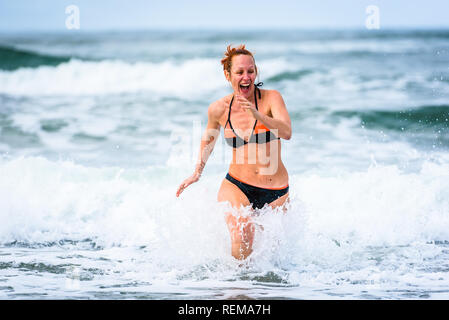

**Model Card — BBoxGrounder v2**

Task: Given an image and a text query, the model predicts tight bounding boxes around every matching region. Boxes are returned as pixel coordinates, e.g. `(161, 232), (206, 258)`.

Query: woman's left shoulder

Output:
(261, 88), (283, 99)
(260, 89), (285, 105)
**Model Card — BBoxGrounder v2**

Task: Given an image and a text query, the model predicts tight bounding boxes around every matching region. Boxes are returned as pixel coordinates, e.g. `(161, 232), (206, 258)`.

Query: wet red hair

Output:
(221, 44), (256, 75)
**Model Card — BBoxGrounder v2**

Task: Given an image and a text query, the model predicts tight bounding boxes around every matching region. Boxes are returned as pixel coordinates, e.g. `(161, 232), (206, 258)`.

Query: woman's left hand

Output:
(236, 95), (259, 119)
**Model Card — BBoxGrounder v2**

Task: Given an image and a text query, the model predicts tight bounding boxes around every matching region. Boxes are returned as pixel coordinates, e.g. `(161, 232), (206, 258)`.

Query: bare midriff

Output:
(227, 139), (289, 189)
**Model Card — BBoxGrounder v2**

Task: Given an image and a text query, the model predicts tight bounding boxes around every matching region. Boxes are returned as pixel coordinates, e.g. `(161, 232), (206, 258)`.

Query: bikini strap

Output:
(255, 81), (263, 99)
(250, 86), (258, 134)
(225, 95), (235, 131)
(254, 86), (259, 111)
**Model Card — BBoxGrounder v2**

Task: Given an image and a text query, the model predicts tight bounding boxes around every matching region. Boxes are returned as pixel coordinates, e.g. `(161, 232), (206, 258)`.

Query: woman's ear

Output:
(224, 69), (230, 82)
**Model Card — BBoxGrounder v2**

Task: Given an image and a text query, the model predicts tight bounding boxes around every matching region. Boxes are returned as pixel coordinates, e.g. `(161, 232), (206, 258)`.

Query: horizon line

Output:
(2, 25), (449, 34)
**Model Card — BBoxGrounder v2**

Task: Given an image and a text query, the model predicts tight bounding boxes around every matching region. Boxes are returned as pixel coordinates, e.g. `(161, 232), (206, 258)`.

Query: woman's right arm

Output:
(176, 101), (222, 197)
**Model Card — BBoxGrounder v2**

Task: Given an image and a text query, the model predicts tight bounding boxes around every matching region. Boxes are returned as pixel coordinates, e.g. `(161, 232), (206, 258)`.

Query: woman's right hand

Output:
(176, 171), (201, 197)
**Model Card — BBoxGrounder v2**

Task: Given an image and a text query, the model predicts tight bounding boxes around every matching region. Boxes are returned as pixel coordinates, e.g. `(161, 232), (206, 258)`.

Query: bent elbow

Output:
(281, 133), (291, 140)
(283, 129), (292, 140)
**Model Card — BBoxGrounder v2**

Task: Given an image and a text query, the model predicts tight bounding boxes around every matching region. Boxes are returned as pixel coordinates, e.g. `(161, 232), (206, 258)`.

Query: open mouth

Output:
(239, 83), (251, 94)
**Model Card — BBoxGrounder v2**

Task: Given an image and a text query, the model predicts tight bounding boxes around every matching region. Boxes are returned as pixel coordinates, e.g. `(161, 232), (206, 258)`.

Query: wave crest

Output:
(0, 45), (71, 71)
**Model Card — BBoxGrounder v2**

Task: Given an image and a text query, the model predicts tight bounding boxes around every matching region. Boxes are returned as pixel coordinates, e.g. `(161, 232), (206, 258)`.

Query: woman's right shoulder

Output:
(208, 94), (232, 120)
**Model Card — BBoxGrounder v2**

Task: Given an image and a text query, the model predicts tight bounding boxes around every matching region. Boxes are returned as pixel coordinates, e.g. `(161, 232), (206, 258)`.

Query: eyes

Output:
(235, 69), (255, 75)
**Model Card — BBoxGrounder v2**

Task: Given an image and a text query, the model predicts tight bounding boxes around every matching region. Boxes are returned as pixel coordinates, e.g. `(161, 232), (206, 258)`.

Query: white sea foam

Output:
(0, 155), (448, 298)
(1, 156), (448, 255)
(0, 58), (220, 96)
(0, 57), (290, 97)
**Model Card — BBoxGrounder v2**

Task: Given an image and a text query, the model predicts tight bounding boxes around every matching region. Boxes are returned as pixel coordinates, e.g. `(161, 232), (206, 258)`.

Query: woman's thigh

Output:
(217, 178), (250, 209)
(268, 192), (289, 210)
(218, 179), (254, 242)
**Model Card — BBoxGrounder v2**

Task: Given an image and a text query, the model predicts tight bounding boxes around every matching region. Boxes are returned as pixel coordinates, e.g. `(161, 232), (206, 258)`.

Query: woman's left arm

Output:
(238, 90), (292, 140)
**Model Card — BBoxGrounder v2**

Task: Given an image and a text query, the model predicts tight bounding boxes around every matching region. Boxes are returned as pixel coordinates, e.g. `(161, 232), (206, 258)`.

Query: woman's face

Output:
(225, 54), (257, 99)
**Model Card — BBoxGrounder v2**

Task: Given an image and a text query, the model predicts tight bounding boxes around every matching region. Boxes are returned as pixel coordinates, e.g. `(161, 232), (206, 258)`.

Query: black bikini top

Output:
(224, 84), (280, 148)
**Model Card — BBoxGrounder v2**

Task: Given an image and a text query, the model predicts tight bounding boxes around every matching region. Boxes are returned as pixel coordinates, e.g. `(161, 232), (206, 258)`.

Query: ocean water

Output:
(0, 29), (449, 300)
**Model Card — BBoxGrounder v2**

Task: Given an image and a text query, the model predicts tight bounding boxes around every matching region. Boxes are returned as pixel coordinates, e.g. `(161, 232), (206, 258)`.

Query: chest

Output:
(220, 99), (272, 132)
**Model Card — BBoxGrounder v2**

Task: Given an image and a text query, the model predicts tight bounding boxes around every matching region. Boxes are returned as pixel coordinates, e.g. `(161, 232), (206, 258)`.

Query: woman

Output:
(176, 45), (291, 260)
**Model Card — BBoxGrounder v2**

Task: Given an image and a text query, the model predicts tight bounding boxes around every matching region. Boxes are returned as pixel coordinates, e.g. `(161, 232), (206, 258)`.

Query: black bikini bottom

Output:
(225, 173), (289, 210)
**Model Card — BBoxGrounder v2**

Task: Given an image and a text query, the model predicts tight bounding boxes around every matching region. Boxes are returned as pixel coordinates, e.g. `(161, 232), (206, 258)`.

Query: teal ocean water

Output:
(0, 29), (449, 299)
